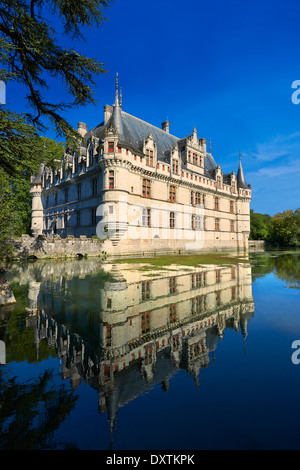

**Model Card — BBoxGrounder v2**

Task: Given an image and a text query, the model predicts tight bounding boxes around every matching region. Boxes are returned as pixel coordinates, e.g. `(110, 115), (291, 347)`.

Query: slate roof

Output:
(86, 104), (219, 178)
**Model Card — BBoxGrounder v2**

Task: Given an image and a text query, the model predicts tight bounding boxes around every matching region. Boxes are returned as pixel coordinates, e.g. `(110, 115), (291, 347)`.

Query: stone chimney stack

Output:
(104, 105), (113, 124)
(161, 120), (170, 133)
(200, 138), (207, 153)
(77, 122), (88, 137)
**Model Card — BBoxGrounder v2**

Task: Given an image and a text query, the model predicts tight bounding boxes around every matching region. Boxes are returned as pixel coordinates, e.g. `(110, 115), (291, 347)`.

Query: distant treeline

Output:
(250, 209), (300, 247)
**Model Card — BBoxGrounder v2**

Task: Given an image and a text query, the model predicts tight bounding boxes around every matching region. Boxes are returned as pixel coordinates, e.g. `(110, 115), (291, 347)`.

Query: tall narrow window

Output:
(217, 176), (221, 188)
(142, 208), (151, 227)
(169, 185), (176, 202)
(142, 179), (151, 198)
(91, 208), (96, 225)
(141, 281), (151, 300)
(214, 196), (219, 211)
(216, 269), (221, 283)
(64, 188), (68, 203)
(230, 220), (235, 233)
(146, 149), (154, 166)
(170, 211), (175, 229)
(232, 182), (236, 193)
(215, 218), (220, 231)
(169, 304), (177, 323)
(172, 160), (178, 174)
(109, 170), (114, 189)
(195, 192), (201, 205)
(169, 276), (176, 294)
(108, 142), (114, 153)
(64, 213), (68, 228)
(141, 312), (150, 334)
(230, 200), (234, 213)
(191, 191), (194, 206)
(92, 178), (97, 197)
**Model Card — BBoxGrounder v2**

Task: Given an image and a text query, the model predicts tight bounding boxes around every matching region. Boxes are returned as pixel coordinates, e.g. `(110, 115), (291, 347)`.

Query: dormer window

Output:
(217, 176), (222, 188)
(108, 142), (114, 153)
(172, 160), (179, 174)
(146, 149), (154, 166)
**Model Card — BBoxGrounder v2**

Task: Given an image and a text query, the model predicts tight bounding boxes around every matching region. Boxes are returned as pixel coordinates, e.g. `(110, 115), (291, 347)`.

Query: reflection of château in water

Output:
(13, 259), (254, 443)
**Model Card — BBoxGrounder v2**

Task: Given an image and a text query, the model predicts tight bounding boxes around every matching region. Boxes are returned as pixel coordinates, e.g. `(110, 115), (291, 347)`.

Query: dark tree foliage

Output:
(0, 0), (113, 142)
(0, 369), (79, 450)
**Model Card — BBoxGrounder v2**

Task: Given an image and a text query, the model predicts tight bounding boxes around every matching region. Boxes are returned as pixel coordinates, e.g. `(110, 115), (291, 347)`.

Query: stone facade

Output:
(30, 76), (252, 255)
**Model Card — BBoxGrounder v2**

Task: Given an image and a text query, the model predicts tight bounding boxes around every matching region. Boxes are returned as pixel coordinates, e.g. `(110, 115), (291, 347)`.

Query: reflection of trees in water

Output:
(0, 368), (79, 450)
(251, 252), (300, 288)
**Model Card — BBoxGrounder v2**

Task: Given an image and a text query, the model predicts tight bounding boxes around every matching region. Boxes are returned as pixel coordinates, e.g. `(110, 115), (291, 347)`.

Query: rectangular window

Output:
(105, 325), (111, 347)
(214, 196), (219, 211)
(108, 142), (114, 153)
(146, 149), (154, 166)
(109, 170), (114, 189)
(64, 213), (68, 228)
(169, 185), (176, 202)
(91, 208), (96, 225)
(195, 192), (201, 205)
(141, 281), (151, 300)
(230, 200), (234, 213)
(141, 311), (150, 334)
(217, 176), (221, 188)
(191, 272), (203, 289)
(92, 178), (97, 197)
(216, 290), (221, 307)
(169, 304), (177, 323)
(191, 191), (194, 206)
(54, 192), (58, 206)
(170, 211), (175, 229)
(118, 146), (122, 153)
(230, 220), (235, 232)
(142, 179), (151, 198)
(232, 182), (236, 193)
(142, 208), (151, 227)
(231, 286), (236, 301)
(216, 269), (221, 283)
(169, 276), (176, 294)
(172, 160), (179, 174)
(215, 218), (220, 231)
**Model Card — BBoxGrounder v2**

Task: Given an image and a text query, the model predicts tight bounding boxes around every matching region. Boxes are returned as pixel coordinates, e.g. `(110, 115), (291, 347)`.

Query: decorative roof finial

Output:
(209, 138), (212, 153)
(115, 72), (119, 107)
(120, 87), (122, 108)
(239, 149), (242, 162)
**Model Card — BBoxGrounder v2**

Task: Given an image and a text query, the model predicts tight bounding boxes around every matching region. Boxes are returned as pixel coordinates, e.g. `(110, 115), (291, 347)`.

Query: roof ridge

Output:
(120, 109), (179, 140)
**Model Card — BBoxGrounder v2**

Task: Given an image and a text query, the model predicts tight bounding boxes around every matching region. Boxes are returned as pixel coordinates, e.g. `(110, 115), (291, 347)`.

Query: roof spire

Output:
(237, 150), (248, 189)
(114, 72), (119, 107)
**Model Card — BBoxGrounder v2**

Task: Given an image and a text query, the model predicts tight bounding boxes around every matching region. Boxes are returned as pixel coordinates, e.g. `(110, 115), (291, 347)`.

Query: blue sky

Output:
(6, 0), (300, 215)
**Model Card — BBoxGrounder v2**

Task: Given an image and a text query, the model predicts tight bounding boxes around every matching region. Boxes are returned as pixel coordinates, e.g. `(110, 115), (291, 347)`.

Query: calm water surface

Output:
(1, 251), (300, 450)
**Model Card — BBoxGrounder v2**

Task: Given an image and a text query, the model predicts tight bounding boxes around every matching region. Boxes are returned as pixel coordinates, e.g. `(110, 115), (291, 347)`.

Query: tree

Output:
(269, 209), (300, 247)
(0, 0), (113, 144)
(249, 209), (271, 241)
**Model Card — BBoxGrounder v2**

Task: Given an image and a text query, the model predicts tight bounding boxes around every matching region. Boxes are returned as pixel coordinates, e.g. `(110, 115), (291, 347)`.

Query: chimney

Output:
(104, 104), (113, 124)
(161, 120), (170, 133)
(77, 122), (88, 137)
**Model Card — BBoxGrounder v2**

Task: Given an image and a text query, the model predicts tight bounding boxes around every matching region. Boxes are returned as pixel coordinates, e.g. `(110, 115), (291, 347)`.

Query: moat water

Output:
(1, 250), (300, 450)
